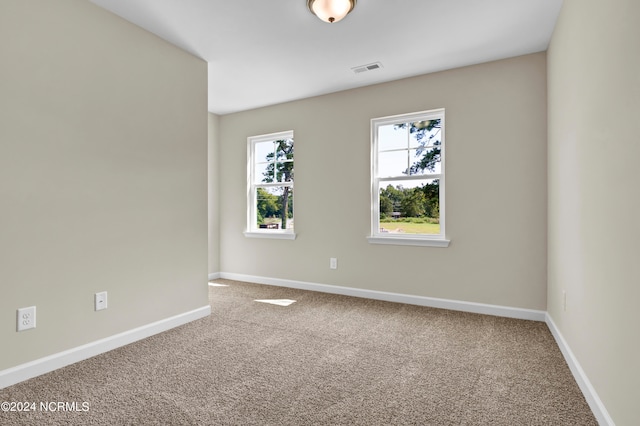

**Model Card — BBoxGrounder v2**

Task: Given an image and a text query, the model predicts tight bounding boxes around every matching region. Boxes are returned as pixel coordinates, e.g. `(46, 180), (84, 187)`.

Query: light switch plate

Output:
(95, 292), (108, 311)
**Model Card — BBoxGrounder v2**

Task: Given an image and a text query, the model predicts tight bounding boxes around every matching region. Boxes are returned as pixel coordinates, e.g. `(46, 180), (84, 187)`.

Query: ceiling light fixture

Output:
(307, 0), (356, 24)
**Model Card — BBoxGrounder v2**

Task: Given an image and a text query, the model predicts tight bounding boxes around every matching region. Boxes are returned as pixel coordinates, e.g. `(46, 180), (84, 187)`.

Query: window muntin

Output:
(246, 131), (294, 238)
(370, 109), (448, 246)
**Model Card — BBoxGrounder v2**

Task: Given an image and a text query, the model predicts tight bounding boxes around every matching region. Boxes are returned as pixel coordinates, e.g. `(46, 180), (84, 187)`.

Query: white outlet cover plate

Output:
(17, 306), (36, 331)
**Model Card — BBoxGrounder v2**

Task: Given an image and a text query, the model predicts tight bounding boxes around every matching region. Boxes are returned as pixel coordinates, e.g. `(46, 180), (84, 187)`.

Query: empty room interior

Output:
(1, 0), (638, 424)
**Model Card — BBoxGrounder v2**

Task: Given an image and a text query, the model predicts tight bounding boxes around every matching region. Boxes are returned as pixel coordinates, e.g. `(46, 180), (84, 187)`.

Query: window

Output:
(245, 130), (295, 240)
(368, 109), (449, 247)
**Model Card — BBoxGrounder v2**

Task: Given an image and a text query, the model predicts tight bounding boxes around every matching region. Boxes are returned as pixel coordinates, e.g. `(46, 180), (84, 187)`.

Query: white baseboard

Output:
(208, 272), (221, 280)
(0, 305), (211, 390)
(218, 272), (546, 322)
(545, 314), (614, 426)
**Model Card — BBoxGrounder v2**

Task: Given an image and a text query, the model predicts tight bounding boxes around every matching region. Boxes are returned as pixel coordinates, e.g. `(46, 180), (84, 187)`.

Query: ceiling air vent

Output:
(351, 62), (383, 74)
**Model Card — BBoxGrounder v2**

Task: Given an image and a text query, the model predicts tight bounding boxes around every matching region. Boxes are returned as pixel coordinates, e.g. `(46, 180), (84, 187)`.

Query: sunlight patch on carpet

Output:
(209, 283), (229, 287)
(254, 299), (297, 306)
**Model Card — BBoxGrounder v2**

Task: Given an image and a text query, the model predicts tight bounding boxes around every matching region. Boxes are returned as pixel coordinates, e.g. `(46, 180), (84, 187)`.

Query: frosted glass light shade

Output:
(307, 0), (356, 23)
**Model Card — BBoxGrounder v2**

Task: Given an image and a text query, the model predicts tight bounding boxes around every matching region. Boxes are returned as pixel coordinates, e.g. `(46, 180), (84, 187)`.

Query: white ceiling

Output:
(90, 0), (563, 115)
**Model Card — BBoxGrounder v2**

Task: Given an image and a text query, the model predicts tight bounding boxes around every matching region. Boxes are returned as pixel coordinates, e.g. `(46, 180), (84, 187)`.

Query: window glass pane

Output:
(254, 141), (274, 164)
(261, 160), (293, 184)
(408, 119), (442, 148)
(378, 124), (407, 151)
(378, 179), (440, 235)
(408, 128), (421, 148)
(408, 148), (441, 175)
(268, 139), (294, 183)
(254, 162), (270, 183)
(255, 186), (294, 230)
(275, 138), (294, 161)
(378, 150), (409, 177)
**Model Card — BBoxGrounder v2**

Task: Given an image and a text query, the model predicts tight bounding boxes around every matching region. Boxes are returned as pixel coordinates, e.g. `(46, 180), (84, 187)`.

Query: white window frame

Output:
(244, 130), (296, 240)
(368, 109), (449, 247)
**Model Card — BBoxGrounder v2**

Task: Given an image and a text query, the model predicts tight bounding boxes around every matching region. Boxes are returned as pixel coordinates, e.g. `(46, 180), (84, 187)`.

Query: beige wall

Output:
(547, 0), (640, 424)
(0, 0), (209, 370)
(219, 53), (548, 310)
(209, 113), (221, 274)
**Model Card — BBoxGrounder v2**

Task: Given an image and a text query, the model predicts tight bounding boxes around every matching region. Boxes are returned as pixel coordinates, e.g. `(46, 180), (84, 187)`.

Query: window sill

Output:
(244, 231), (297, 240)
(367, 236), (450, 247)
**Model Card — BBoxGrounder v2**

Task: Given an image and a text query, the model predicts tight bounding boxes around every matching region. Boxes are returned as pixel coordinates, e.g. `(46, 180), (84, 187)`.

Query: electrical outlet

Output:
(95, 291), (108, 311)
(330, 258), (338, 269)
(17, 306), (36, 332)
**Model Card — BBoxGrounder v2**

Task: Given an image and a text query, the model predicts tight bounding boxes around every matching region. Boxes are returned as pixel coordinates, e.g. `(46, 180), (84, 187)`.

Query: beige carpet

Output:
(0, 279), (597, 425)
